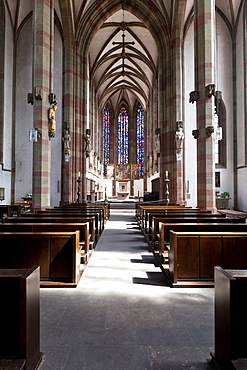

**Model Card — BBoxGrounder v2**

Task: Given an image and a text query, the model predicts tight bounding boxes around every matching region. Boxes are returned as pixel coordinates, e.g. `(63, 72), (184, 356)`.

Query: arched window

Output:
(103, 105), (110, 176)
(136, 104), (144, 177)
(118, 107), (128, 164)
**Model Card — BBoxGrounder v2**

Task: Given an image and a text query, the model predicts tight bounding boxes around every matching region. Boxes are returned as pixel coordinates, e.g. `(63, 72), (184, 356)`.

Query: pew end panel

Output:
(0, 266), (43, 370)
(169, 232), (200, 283)
(0, 231), (81, 287)
(212, 267), (247, 369)
(168, 231), (247, 287)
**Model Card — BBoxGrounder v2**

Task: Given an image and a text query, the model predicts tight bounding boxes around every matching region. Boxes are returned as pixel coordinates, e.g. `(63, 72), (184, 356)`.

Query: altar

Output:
(117, 181), (129, 200)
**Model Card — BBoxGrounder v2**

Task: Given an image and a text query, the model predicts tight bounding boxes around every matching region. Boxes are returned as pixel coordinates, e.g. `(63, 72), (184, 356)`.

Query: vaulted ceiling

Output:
(6, 0), (244, 113)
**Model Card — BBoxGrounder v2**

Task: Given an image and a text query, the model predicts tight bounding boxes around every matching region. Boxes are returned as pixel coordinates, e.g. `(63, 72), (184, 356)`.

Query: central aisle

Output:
(39, 209), (216, 370)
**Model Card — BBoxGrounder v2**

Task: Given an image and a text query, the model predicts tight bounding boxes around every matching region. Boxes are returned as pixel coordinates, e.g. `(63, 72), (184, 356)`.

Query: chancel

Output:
(1, 0), (247, 369)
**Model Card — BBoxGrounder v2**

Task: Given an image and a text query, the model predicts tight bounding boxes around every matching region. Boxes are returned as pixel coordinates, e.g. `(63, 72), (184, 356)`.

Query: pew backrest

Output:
(169, 231), (247, 285)
(0, 231), (81, 286)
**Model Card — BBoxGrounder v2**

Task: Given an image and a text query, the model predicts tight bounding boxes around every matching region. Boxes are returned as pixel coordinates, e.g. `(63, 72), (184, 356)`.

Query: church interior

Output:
(1, 0), (247, 369)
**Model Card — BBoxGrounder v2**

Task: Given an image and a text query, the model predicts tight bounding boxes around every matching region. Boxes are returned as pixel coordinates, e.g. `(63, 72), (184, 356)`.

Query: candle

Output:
(78, 171), (81, 178)
(165, 171), (168, 178)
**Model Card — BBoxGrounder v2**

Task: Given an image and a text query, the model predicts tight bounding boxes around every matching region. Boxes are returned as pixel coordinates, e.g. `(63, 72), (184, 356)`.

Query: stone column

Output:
(76, 56), (87, 201)
(32, 0), (54, 210)
(60, 3), (75, 204)
(170, 0), (187, 204)
(194, 0), (216, 211)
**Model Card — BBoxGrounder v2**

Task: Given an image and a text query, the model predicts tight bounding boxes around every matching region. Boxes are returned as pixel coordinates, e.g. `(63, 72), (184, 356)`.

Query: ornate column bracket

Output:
(192, 129), (199, 139)
(189, 91), (200, 104)
(205, 126), (214, 137)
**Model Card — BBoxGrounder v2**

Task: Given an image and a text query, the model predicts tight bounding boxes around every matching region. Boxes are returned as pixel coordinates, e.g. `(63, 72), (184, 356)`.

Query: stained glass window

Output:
(137, 104), (144, 177)
(103, 105), (110, 177)
(118, 107), (129, 164)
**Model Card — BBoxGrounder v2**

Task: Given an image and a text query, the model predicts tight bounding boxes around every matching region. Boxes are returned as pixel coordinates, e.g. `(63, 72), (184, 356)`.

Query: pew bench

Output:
(151, 216), (246, 248)
(136, 205), (192, 225)
(158, 222), (247, 264)
(0, 231), (81, 287)
(0, 222), (92, 263)
(41, 208), (105, 229)
(57, 202), (110, 221)
(136, 204), (188, 222)
(26, 211), (103, 237)
(168, 231), (247, 287)
(144, 210), (223, 235)
(4, 216), (97, 245)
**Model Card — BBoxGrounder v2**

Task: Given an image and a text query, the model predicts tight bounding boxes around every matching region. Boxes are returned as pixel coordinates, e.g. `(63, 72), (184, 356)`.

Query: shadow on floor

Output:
(131, 254), (160, 267)
(133, 271), (171, 287)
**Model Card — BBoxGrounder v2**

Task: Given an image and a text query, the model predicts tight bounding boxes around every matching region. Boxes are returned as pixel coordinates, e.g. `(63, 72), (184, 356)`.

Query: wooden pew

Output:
(136, 204), (189, 225)
(135, 203), (186, 221)
(0, 231), (81, 287)
(151, 216), (246, 247)
(59, 202), (110, 221)
(168, 231), (247, 287)
(0, 204), (22, 220)
(42, 207), (105, 227)
(30, 210), (103, 236)
(0, 222), (91, 263)
(158, 222), (247, 264)
(144, 210), (221, 234)
(4, 216), (97, 244)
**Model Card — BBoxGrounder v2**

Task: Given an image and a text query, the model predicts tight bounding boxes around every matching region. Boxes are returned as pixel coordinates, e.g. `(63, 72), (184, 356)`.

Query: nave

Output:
(39, 206), (216, 370)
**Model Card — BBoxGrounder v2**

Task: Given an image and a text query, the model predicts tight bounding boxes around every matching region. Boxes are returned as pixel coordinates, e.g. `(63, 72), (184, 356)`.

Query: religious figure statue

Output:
(62, 129), (71, 155)
(154, 129), (160, 172)
(48, 104), (57, 138)
(175, 124), (184, 154)
(85, 133), (92, 158)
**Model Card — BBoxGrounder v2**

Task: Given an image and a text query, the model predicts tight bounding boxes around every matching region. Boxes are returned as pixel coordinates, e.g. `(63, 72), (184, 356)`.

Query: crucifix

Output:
(112, 24), (135, 76)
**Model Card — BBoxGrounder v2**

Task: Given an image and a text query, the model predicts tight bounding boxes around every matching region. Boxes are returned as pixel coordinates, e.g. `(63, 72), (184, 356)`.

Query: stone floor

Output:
(38, 209), (218, 370)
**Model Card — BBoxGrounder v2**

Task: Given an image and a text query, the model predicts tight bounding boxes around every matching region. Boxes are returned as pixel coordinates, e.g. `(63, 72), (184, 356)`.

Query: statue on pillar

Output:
(154, 128), (160, 173)
(85, 132), (92, 158)
(175, 122), (184, 155)
(48, 104), (57, 139)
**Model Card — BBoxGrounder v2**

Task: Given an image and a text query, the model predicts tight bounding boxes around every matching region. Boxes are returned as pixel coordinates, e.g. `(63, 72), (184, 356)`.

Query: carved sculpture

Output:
(85, 132), (92, 158)
(48, 104), (57, 139)
(175, 122), (184, 154)
(154, 129), (160, 172)
(62, 128), (71, 155)
(205, 84), (215, 98)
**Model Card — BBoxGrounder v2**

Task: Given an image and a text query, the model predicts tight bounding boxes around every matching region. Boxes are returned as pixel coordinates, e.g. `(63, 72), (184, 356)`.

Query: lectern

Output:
(212, 266), (247, 369)
(0, 266), (43, 370)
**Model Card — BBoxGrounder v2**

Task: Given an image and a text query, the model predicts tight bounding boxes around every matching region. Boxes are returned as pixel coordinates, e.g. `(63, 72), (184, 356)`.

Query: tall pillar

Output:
(76, 56), (87, 201)
(60, 3), (75, 204)
(194, 0), (216, 211)
(32, 0), (54, 210)
(170, 0), (187, 204)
